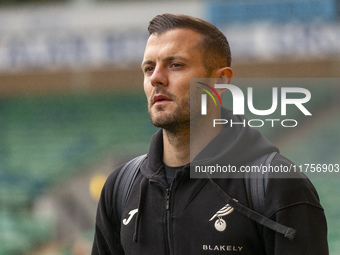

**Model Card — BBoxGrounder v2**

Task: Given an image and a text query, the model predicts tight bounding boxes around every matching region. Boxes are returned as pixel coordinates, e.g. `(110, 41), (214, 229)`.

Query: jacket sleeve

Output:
(92, 166), (125, 255)
(264, 202), (328, 255)
(263, 154), (329, 255)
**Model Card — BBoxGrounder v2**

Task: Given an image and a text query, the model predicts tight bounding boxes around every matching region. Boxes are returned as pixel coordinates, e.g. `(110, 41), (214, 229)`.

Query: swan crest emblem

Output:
(209, 204), (234, 232)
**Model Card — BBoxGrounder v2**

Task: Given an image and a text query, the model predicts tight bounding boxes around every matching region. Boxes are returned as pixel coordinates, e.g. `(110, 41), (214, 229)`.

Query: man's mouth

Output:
(153, 94), (172, 105)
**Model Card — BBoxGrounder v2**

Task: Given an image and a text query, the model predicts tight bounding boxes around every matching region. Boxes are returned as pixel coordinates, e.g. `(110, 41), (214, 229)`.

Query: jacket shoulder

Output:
(266, 153), (323, 217)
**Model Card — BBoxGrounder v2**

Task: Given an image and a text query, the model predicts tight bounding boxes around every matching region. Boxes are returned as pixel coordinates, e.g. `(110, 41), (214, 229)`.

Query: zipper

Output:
(151, 172), (182, 255)
(165, 188), (173, 255)
(165, 169), (183, 255)
(166, 189), (171, 210)
(149, 181), (173, 255)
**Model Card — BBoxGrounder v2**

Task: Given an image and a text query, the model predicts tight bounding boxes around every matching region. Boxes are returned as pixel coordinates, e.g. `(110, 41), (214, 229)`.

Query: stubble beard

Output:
(149, 97), (190, 135)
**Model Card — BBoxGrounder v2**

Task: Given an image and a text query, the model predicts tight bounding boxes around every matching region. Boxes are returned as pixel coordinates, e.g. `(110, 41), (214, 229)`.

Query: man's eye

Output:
(170, 63), (183, 68)
(144, 66), (154, 73)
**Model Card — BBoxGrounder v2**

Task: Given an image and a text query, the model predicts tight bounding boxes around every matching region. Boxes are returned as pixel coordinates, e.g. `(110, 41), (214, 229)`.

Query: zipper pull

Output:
(166, 189), (170, 210)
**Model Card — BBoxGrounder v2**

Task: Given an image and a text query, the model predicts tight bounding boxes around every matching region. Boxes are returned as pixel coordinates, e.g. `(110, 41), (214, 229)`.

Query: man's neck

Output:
(162, 112), (223, 167)
(162, 128), (190, 167)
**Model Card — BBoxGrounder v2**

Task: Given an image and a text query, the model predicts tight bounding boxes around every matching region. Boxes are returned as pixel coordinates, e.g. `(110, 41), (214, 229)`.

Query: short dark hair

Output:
(148, 13), (232, 74)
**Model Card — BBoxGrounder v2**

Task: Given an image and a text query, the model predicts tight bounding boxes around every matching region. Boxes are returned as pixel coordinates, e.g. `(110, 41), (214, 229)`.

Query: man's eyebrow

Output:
(163, 56), (190, 63)
(141, 60), (154, 69)
(141, 56), (189, 68)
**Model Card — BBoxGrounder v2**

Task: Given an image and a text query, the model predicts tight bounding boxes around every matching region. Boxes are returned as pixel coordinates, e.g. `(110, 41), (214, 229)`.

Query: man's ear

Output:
(216, 67), (233, 81)
(215, 67), (233, 97)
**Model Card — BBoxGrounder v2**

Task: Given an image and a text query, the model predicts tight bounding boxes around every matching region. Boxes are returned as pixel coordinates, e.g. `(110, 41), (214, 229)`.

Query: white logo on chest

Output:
(209, 204), (234, 232)
(122, 209), (138, 225)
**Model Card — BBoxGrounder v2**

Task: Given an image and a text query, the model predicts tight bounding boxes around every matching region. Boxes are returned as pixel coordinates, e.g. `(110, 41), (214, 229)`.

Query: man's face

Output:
(142, 28), (209, 132)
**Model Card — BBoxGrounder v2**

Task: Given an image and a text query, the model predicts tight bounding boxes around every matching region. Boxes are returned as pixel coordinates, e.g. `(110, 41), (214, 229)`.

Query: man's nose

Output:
(150, 66), (168, 87)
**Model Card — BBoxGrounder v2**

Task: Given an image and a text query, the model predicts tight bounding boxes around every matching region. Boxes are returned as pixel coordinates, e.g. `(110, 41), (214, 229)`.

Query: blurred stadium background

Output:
(0, 0), (339, 254)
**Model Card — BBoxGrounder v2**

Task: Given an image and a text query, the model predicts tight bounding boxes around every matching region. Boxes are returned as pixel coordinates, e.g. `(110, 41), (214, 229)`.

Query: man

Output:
(92, 14), (328, 254)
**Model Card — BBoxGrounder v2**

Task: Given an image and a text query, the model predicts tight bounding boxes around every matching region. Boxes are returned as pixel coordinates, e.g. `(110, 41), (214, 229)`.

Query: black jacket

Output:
(92, 108), (328, 255)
